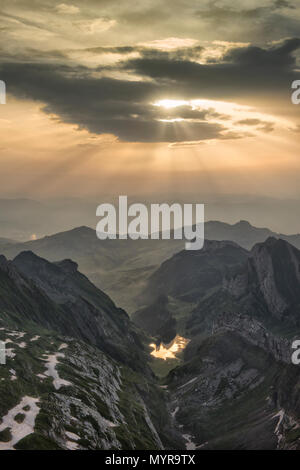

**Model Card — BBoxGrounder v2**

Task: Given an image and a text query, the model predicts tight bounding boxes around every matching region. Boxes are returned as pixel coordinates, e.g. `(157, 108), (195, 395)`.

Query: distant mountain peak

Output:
(235, 220), (252, 227)
(68, 225), (94, 234)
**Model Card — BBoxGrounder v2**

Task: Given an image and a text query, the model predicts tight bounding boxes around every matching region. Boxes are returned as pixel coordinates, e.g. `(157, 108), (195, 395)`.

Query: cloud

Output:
(0, 61), (226, 142)
(75, 18), (116, 34)
(123, 38), (300, 99)
(0, 37), (298, 143)
(236, 118), (274, 132)
(139, 37), (199, 51)
(55, 4), (80, 15)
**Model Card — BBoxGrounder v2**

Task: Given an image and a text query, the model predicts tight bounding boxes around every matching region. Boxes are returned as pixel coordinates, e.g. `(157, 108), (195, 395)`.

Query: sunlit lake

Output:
(150, 335), (189, 360)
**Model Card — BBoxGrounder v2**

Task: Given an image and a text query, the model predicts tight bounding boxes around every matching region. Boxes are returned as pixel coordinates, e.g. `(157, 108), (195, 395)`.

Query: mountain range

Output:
(1, 222), (300, 449)
(138, 236), (300, 449)
(0, 250), (183, 450)
(2, 219), (300, 312)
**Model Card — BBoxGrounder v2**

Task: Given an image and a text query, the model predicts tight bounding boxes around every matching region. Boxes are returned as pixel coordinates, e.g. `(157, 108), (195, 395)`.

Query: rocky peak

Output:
(248, 238), (300, 317)
(0, 254), (9, 272)
(55, 259), (78, 274)
(212, 311), (291, 363)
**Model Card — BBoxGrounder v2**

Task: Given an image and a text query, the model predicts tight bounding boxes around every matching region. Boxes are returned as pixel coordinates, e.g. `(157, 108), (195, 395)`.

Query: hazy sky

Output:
(0, 0), (300, 200)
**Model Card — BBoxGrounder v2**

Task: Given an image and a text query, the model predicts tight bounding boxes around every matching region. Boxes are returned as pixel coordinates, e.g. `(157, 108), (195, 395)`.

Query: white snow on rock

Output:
(58, 343), (68, 351)
(65, 431), (80, 441)
(42, 353), (72, 390)
(8, 332), (25, 339)
(0, 396), (40, 450)
(9, 369), (17, 381)
(18, 342), (27, 349)
(183, 433), (197, 450)
(6, 348), (16, 359)
(65, 440), (79, 450)
(178, 376), (198, 390)
(30, 336), (40, 342)
(37, 373), (47, 380)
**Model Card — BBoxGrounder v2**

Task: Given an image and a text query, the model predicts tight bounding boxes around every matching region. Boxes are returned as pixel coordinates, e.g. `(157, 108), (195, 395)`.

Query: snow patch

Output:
(178, 377), (198, 390)
(65, 431), (80, 441)
(65, 440), (79, 450)
(42, 353), (72, 390)
(183, 433), (197, 450)
(0, 396), (40, 450)
(30, 336), (40, 342)
(6, 348), (16, 359)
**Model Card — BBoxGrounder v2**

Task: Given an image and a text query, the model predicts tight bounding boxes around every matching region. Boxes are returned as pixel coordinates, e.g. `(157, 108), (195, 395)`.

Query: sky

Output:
(0, 0), (300, 202)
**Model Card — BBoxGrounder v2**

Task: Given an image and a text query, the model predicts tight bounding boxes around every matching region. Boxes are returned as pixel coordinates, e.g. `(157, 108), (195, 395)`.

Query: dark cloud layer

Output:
(124, 38), (300, 98)
(1, 38), (299, 142)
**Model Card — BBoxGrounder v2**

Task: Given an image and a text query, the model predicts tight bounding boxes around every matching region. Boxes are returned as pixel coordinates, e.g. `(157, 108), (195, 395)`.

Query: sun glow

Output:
(154, 99), (188, 109)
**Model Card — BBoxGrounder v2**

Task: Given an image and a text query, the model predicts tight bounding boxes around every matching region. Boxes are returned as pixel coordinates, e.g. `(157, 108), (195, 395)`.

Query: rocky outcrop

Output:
(139, 240), (248, 305)
(0, 326), (172, 450)
(1, 251), (148, 372)
(212, 312), (291, 364)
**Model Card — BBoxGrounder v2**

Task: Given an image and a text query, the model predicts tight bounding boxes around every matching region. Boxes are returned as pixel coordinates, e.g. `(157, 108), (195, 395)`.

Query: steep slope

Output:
(0, 326), (179, 450)
(132, 295), (176, 344)
(135, 241), (248, 341)
(166, 313), (300, 450)
(153, 238), (300, 449)
(246, 237), (300, 324)
(0, 253), (184, 450)
(0, 252), (147, 372)
(139, 240), (248, 305)
(166, 332), (300, 449)
(185, 238), (300, 340)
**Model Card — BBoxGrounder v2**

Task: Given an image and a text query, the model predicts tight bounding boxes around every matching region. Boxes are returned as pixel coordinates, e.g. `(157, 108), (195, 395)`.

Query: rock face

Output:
(248, 238), (300, 320)
(0, 326), (177, 450)
(7, 251), (147, 372)
(162, 238), (300, 449)
(0, 251), (184, 450)
(185, 238), (300, 340)
(139, 240), (248, 305)
(165, 309), (300, 450)
(212, 312), (291, 364)
(166, 325), (300, 450)
(2, 235), (300, 450)
(136, 237), (300, 449)
(132, 295), (176, 344)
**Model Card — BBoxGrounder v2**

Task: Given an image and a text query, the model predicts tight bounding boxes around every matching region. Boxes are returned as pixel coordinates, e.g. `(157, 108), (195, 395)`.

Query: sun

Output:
(153, 99), (188, 109)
